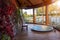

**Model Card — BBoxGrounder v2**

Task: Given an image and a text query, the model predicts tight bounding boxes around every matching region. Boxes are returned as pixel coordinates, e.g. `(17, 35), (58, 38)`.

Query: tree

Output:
(48, 4), (57, 16)
(36, 7), (44, 16)
(23, 11), (29, 18)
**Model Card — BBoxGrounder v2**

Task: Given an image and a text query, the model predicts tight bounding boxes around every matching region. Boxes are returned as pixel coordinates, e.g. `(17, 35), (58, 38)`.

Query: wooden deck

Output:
(15, 24), (60, 40)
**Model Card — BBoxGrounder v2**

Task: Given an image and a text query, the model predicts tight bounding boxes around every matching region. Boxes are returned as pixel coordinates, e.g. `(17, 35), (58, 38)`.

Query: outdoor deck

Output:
(15, 24), (60, 40)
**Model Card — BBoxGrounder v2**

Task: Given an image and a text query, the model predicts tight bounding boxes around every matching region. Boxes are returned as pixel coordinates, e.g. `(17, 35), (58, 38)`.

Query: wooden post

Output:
(33, 8), (36, 23)
(45, 5), (49, 25)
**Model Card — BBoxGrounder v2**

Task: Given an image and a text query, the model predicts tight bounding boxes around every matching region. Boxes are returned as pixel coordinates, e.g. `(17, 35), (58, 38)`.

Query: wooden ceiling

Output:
(13, 0), (57, 9)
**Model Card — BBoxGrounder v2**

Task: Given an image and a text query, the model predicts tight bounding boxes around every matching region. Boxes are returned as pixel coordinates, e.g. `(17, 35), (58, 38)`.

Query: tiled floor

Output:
(15, 24), (60, 40)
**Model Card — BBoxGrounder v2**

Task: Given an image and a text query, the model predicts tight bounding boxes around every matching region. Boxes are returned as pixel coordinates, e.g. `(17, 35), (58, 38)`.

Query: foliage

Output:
(36, 7), (44, 16)
(23, 11), (28, 18)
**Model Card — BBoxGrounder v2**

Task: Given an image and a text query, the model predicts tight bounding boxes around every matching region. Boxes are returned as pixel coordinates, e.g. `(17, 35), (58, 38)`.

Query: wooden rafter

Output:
(26, 0), (33, 5)
(16, 0), (57, 9)
(16, 0), (21, 6)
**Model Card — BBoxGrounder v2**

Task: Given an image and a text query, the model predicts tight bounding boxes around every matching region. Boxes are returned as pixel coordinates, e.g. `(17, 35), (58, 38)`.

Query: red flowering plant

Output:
(0, 0), (15, 40)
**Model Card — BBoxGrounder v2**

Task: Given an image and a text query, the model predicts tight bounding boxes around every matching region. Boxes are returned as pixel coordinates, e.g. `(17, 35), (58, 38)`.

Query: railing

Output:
(49, 16), (60, 25)
(24, 16), (60, 25)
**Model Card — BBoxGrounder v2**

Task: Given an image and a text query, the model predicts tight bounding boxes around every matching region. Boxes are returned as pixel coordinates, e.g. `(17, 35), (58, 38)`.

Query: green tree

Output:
(23, 11), (29, 18)
(49, 4), (57, 16)
(36, 7), (44, 16)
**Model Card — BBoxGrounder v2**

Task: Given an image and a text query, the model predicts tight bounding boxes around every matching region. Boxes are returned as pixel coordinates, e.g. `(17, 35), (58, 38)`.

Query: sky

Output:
(23, 9), (33, 15)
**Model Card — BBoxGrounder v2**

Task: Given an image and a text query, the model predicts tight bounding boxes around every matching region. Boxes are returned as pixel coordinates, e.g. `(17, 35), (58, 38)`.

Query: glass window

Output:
(35, 6), (45, 24)
(22, 9), (33, 23)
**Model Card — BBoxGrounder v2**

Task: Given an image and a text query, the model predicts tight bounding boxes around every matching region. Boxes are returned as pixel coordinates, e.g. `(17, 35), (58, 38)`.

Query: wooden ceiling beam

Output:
(16, 0), (20, 7)
(17, 0), (57, 9)
(24, 2), (45, 9)
(26, 0), (33, 5)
